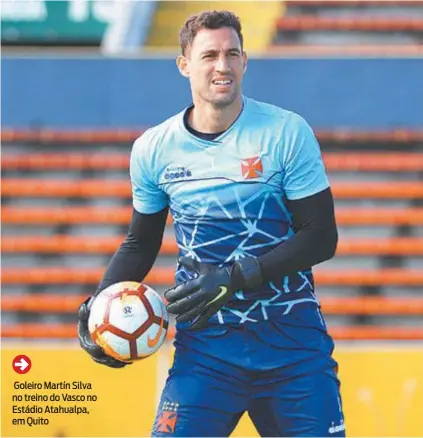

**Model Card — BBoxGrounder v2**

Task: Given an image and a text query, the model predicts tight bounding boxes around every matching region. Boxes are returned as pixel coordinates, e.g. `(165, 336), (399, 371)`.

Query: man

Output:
(78, 10), (346, 437)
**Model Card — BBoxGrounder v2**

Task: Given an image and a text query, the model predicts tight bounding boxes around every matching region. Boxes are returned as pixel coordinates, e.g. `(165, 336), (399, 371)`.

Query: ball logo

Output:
(147, 315), (165, 348)
(123, 306), (132, 315)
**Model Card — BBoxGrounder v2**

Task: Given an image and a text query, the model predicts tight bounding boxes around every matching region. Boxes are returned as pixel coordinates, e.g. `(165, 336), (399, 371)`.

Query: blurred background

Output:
(1, 1), (423, 437)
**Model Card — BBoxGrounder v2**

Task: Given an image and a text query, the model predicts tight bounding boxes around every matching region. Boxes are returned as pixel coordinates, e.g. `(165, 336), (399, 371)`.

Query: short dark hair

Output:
(179, 10), (243, 55)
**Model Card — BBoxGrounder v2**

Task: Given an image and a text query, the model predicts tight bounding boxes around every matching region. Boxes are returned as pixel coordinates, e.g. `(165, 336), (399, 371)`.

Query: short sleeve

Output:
(281, 113), (330, 200)
(130, 132), (169, 214)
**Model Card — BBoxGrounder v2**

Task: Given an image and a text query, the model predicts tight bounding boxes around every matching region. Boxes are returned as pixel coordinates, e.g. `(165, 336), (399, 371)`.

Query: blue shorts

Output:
(152, 303), (346, 437)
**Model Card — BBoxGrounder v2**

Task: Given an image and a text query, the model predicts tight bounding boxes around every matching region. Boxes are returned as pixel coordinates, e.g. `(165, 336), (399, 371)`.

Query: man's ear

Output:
(176, 55), (190, 78)
(242, 51), (248, 73)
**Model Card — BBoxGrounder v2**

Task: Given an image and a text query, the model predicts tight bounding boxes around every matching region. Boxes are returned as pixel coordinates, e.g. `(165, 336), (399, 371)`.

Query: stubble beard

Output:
(206, 88), (238, 109)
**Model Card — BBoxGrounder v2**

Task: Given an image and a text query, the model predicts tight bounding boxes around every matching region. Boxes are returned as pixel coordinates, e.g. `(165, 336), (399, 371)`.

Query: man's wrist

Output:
(232, 257), (263, 290)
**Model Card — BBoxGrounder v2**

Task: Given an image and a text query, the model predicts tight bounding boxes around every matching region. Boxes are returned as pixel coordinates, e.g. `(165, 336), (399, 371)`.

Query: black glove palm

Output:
(165, 257), (239, 330)
(77, 297), (131, 368)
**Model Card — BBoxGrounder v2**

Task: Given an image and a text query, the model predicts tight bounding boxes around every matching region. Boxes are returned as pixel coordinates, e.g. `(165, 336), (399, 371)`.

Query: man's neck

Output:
(189, 95), (243, 134)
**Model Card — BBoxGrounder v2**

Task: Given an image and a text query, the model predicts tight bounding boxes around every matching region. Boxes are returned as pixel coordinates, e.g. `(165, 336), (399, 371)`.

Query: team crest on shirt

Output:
(241, 156), (263, 179)
(156, 401), (179, 434)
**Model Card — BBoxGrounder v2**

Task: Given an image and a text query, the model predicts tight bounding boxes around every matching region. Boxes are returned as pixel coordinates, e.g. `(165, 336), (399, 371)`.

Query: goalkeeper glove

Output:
(77, 297), (131, 368)
(165, 256), (262, 330)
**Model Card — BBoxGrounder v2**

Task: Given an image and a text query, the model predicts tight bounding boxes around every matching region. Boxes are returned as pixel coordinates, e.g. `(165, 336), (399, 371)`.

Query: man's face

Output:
(178, 27), (247, 109)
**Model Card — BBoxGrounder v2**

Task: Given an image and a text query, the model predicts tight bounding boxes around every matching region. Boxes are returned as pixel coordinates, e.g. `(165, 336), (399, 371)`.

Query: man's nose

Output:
(216, 55), (230, 72)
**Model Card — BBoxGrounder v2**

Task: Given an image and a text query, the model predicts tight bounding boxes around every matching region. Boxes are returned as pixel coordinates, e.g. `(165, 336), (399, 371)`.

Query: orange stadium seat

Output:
(2, 206), (423, 226)
(271, 0), (423, 55)
(1, 323), (423, 341)
(322, 153), (423, 171)
(3, 152), (423, 171)
(284, 0), (423, 6)
(2, 267), (422, 286)
(0, 129), (142, 143)
(2, 295), (423, 315)
(2, 236), (423, 256)
(275, 16), (423, 32)
(2, 179), (423, 198)
(266, 45), (423, 55)
(2, 129), (423, 143)
(1, 153), (130, 170)
(315, 130), (423, 143)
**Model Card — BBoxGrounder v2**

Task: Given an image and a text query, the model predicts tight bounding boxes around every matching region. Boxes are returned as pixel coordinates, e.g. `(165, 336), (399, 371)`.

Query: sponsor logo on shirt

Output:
(164, 166), (193, 180)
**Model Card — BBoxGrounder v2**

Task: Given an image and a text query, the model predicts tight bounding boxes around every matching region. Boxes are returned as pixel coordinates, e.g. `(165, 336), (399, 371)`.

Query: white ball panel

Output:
(136, 333), (151, 357)
(102, 331), (131, 360)
(145, 287), (168, 321)
(88, 294), (109, 332)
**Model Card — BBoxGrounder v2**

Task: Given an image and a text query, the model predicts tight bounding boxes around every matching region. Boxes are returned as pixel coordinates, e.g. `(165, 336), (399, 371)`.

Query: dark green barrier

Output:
(1, 0), (110, 45)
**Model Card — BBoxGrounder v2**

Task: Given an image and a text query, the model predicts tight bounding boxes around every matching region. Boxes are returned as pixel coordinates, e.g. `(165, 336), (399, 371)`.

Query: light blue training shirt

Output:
(130, 96), (330, 324)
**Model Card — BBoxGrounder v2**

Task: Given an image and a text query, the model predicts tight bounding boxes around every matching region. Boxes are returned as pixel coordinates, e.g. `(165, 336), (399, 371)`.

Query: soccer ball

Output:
(88, 281), (168, 362)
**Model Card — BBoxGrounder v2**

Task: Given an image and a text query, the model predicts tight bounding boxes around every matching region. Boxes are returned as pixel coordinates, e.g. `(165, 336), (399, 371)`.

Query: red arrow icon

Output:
(12, 355), (32, 374)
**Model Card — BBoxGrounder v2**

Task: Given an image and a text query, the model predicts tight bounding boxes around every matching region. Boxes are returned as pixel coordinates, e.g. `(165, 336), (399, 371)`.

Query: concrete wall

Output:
(3, 56), (422, 130)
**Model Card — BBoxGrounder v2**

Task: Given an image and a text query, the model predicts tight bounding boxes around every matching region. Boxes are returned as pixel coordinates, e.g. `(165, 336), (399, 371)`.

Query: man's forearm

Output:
(234, 188), (338, 288)
(95, 207), (168, 295)
(258, 218), (337, 284)
(95, 238), (159, 294)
